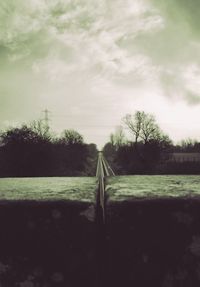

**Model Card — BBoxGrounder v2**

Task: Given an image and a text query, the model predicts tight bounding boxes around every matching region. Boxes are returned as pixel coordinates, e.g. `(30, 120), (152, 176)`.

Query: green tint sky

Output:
(0, 0), (200, 147)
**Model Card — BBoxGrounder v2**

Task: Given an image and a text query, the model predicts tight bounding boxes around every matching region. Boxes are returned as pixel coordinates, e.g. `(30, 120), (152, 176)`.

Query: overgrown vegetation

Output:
(103, 111), (200, 174)
(1, 111), (200, 177)
(0, 121), (98, 177)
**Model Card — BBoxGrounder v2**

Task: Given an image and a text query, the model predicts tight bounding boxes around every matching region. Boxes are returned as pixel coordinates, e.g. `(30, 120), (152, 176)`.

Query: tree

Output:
(140, 113), (160, 144)
(61, 129), (84, 145)
(109, 126), (126, 149)
(123, 111), (162, 144)
(84, 144), (98, 176)
(30, 119), (50, 140)
(1, 125), (43, 145)
(179, 138), (200, 152)
(0, 125), (53, 177)
(0, 124), (98, 177)
(123, 111), (143, 143)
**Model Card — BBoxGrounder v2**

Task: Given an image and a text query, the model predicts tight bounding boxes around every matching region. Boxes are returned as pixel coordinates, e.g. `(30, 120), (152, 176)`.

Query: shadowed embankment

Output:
(0, 178), (97, 287)
(106, 176), (200, 287)
(1, 176), (200, 286)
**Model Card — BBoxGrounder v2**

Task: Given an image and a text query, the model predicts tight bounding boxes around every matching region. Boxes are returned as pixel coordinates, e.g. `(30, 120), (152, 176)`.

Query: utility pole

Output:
(42, 109), (50, 132)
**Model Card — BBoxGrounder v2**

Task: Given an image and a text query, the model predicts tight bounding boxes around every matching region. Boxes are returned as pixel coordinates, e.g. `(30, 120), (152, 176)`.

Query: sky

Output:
(0, 0), (200, 147)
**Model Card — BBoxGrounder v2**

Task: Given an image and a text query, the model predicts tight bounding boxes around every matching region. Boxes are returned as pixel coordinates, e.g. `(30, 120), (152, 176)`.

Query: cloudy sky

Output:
(1, 0), (200, 147)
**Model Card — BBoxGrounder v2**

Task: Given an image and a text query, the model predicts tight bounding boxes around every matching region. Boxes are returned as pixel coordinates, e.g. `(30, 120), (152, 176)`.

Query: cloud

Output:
(0, 0), (163, 79)
(184, 91), (200, 105)
(152, 0), (200, 38)
(0, 0), (200, 145)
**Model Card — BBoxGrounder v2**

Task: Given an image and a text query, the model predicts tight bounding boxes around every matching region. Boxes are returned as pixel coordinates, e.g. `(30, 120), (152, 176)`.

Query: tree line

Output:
(0, 120), (98, 177)
(1, 112), (200, 177)
(103, 111), (200, 174)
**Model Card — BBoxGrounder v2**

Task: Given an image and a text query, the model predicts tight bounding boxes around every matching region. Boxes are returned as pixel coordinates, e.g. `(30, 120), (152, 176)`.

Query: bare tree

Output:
(30, 119), (50, 139)
(123, 111), (143, 143)
(123, 111), (162, 144)
(140, 113), (160, 144)
(110, 125), (126, 149)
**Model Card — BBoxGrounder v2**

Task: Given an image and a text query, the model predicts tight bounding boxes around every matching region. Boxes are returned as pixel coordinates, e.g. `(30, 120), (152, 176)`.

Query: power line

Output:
(54, 124), (117, 128)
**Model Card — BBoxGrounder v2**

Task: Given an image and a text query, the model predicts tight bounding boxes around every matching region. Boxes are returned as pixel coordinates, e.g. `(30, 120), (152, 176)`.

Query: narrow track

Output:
(95, 151), (115, 287)
(96, 151), (115, 223)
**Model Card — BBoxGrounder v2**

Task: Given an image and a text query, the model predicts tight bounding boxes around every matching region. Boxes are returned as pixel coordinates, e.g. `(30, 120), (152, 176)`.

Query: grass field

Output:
(1, 175), (200, 203)
(0, 177), (97, 202)
(106, 175), (200, 201)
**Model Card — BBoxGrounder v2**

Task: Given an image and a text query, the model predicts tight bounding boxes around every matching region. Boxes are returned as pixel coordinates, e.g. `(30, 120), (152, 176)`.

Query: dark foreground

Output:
(0, 201), (97, 287)
(105, 176), (200, 287)
(106, 198), (200, 287)
(1, 176), (200, 286)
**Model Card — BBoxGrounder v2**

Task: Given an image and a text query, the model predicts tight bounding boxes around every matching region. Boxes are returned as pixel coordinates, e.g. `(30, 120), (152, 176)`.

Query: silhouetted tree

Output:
(84, 144), (98, 175)
(104, 111), (173, 174)
(0, 125), (53, 177)
(61, 129), (84, 145)
(123, 111), (162, 144)
(174, 138), (200, 152)
(123, 111), (143, 143)
(0, 125), (97, 177)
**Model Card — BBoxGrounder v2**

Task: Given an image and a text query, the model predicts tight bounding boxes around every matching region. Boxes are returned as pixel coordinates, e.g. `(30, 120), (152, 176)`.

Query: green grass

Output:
(0, 177), (97, 202)
(106, 175), (200, 201)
